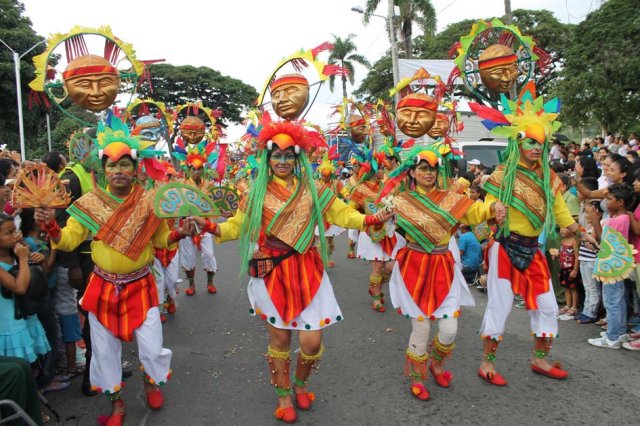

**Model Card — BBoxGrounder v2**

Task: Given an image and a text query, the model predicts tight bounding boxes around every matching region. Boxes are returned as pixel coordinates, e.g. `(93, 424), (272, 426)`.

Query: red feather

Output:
(143, 158), (167, 182)
(215, 145), (227, 182)
(468, 103), (509, 124)
(376, 171), (408, 203)
(402, 139), (416, 149)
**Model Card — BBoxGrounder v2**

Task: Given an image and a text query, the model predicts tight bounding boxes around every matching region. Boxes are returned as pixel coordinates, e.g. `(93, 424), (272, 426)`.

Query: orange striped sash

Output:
(396, 247), (454, 316)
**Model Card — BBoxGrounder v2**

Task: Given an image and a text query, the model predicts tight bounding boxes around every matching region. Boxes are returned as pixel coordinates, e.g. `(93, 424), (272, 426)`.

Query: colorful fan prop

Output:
(210, 185), (239, 217)
(67, 131), (94, 164)
(153, 182), (219, 218)
(593, 227), (637, 284)
(12, 164), (72, 208)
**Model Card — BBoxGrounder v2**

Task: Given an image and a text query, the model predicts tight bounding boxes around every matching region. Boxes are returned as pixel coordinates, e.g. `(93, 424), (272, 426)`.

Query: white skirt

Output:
(348, 229), (359, 243)
(357, 231), (406, 261)
(247, 272), (343, 331)
(389, 238), (475, 319)
(315, 224), (345, 237)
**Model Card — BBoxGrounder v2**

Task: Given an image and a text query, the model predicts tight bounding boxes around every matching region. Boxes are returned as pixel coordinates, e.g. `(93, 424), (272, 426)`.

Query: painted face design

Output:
(269, 148), (296, 178)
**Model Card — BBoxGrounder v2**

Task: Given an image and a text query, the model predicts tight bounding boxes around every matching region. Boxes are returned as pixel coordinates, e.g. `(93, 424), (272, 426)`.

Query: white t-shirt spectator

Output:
(549, 143), (563, 161)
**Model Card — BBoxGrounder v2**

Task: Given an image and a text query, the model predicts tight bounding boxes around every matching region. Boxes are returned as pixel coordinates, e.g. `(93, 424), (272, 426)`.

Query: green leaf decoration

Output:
(154, 182), (219, 218)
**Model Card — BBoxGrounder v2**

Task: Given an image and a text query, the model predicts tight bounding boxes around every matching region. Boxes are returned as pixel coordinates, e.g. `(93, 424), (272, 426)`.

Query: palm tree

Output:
(363, 0), (437, 59)
(327, 34), (371, 99)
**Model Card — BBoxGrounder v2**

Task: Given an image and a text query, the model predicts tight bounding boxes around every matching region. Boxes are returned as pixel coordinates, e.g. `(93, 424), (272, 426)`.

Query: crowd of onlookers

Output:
(454, 133), (640, 351)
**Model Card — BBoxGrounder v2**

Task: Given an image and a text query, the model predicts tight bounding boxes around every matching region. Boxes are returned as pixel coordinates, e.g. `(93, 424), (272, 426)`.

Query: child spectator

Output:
(458, 224), (482, 284)
(576, 198), (602, 324)
(558, 228), (579, 320)
(587, 183), (635, 349)
(468, 184), (483, 202)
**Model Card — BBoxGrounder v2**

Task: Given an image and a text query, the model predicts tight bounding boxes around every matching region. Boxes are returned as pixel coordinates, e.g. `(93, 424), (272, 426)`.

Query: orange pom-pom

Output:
(308, 392), (316, 402)
(274, 408), (285, 419)
(412, 386), (422, 396)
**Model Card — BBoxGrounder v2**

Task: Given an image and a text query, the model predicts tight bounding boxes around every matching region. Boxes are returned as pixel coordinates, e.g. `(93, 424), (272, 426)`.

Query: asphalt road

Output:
(46, 235), (640, 425)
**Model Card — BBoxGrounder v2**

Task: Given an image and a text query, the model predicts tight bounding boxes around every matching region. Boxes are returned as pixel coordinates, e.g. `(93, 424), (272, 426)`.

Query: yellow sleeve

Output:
(553, 191), (577, 229)
(51, 217), (89, 252)
(215, 209), (246, 243)
(460, 199), (493, 226)
(325, 197), (366, 230)
(151, 219), (174, 249)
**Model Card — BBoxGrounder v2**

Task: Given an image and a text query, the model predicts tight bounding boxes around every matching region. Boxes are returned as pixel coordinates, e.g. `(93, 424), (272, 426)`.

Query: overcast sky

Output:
(21, 0), (595, 141)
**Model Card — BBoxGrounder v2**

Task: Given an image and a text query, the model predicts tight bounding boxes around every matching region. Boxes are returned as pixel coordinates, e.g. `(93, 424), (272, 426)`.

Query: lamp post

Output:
(0, 38), (45, 161)
(351, 3), (400, 96)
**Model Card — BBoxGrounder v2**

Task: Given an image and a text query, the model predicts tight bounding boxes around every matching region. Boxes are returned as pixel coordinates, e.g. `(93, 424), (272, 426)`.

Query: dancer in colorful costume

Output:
(349, 145), (405, 313)
(35, 118), (195, 426)
(471, 83), (580, 385)
(173, 115), (221, 296)
(197, 114), (388, 423)
(378, 146), (504, 400)
(316, 147), (344, 267)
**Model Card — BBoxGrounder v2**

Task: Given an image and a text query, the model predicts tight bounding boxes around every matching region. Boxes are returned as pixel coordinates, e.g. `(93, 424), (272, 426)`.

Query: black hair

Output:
(550, 161), (566, 173)
(607, 183), (635, 210)
(0, 159), (15, 178)
(628, 150), (639, 159)
(19, 208), (36, 235)
(580, 177), (598, 192)
(42, 151), (65, 172)
(558, 173), (571, 189)
(608, 153), (634, 185)
(577, 156), (601, 179)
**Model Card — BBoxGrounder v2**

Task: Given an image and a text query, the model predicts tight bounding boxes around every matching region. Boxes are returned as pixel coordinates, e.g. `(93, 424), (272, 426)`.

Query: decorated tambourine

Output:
(449, 19), (549, 106)
(210, 185), (239, 217)
(256, 42), (347, 121)
(28, 26), (145, 123)
(154, 182), (219, 218)
(12, 164), (71, 208)
(593, 227), (637, 284)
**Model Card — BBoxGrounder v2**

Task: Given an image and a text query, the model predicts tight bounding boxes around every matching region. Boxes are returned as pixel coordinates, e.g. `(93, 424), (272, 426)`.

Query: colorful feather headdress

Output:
(377, 145), (444, 202)
(470, 82), (561, 239)
(95, 116), (167, 181)
(317, 146), (340, 177)
(390, 67), (447, 100)
(256, 112), (327, 154)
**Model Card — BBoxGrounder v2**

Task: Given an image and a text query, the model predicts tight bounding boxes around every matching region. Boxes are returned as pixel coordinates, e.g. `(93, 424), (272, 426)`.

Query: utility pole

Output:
(387, 0), (400, 103)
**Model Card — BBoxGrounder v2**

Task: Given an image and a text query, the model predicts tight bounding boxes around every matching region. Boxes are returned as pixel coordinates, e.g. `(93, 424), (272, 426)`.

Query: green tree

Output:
(353, 54), (393, 102)
(363, 0), (436, 58)
(558, 0), (640, 133)
(327, 34), (371, 99)
(0, 0), (47, 156)
(137, 64), (258, 125)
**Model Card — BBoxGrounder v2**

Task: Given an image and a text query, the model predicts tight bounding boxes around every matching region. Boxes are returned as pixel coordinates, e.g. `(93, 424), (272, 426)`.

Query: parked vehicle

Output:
(454, 139), (508, 170)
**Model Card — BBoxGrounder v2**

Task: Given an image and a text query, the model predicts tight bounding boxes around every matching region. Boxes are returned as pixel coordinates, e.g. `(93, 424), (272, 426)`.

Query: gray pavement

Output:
(45, 235), (640, 425)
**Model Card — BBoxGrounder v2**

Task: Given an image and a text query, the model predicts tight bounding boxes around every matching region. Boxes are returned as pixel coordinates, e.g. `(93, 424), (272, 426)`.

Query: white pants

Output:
(479, 242), (559, 339)
(154, 255), (180, 303)
(179, 233), (217, 272)
(88, 307), (172, 393)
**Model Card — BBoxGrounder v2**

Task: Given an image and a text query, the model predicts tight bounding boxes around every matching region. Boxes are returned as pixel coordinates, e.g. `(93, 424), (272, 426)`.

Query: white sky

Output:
(21, 0), (594, 141)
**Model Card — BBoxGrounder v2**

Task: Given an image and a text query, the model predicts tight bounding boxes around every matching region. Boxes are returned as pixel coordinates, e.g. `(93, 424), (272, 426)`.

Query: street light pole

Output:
(351, 4), (399, 100)
(0, 38), (45, 161)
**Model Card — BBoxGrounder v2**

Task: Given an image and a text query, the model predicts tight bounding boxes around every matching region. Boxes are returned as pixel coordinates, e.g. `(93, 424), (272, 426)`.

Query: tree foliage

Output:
(0, 0), (47, 156)
(557, 0), (640, 133)
(353, 54), (393, 103)
(327, 34), (371, 99)
(363, 0), (436, 59)
(137, 64), (258, 125)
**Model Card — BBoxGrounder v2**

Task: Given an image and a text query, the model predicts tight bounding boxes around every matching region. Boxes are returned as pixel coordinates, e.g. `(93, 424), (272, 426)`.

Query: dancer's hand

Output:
(492, 202), (507, 225)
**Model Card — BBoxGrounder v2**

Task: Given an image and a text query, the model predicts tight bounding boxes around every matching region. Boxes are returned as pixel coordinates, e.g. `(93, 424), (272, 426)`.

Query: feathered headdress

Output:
(377, 145), (444, 202)
(470, 82), (561, 239)
(317, 146), (340, 177)
(95, 116), (167, 181)
(256, 112), (327, 154)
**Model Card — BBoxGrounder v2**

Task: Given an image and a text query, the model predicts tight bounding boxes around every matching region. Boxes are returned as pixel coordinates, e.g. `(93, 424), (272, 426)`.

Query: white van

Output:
(454, 139), (508, 170)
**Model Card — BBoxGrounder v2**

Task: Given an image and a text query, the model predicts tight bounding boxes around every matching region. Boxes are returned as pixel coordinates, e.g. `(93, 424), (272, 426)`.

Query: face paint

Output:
(521, 139), (543, 151)
(105, 158), (135, 176)
(269, 152), (296, 164)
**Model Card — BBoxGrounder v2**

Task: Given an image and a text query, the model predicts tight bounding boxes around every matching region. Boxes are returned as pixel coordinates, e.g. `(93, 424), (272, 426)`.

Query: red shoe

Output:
(207, 284), (217, 294)
(477, 367), (507, 386)
(295, 392), (315, 410)
(274, 406), (297, 423)
(185, 287), (196, 296)
(328, 261), (335, 268)
(160, 314), (167, 323)
(372, 303), (386, 313)
(167, 300), (176, 315)
(429, 363), (453, 388)
(531, 363), (568, 380)
(410, 382), (430, 401)
(104, 412), (125, 426)
(146, 388), (164, 410)
(347, 253), (355, 259)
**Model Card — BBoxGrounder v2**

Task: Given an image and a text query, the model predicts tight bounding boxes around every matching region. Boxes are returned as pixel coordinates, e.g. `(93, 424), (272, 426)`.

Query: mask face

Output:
(271, 83), (309, 120)
(427, 116), (449, 139)
(479, 61), (519, 93)
(397, 107), (436, 138)
(65, 73), (120, 112)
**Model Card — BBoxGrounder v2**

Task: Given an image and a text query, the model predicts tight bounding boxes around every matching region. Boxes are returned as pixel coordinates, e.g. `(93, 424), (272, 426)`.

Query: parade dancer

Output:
(173, 138), (219, 295)
(36, 119), (195, 426)
(349, 146), (405, 313)
(316, 148), (344, 267)
(378, 146), (504, 400)
(471, 84), (580, 385)
(198, 115), (388, 423)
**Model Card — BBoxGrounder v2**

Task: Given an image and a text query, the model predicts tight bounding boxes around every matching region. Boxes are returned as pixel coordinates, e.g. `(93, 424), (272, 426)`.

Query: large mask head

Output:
(180, 116), (206, 145)
(427, 113), (449, 139)
(396, 93), (437, 138)
(349, 114), (367, 143)
(269, 73), (309, 120)
(63, 55), (120, 112)
(478, 44), (519, 93)
(134, 115), (163, 142)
